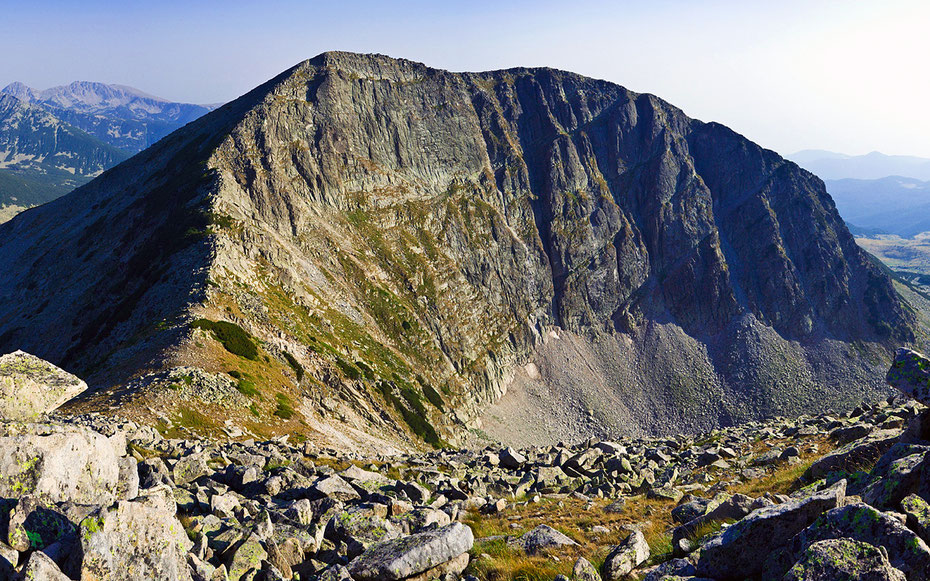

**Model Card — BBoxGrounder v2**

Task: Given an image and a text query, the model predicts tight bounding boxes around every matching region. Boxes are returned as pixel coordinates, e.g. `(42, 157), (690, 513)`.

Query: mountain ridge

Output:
(0, 52), (919, 449)
(1, 80), (217, 152)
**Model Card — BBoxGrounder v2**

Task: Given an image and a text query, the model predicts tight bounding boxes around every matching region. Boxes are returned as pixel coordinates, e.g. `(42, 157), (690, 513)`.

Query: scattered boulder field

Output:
(2, 348), (930, 579)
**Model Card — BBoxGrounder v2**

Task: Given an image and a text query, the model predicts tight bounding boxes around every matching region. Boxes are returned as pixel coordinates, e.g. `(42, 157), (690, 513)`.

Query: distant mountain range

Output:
(789, 150), (930, 181)
(0, 82), (218, 220)
(787, 150), (930, 238)
(826, 176), (930, 238)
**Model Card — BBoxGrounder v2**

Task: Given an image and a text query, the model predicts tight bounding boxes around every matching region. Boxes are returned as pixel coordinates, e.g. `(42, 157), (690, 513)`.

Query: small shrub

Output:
(355, 360), (375, 380)
(282, 351), (304, 382)
(248, 403), (260, 417)
(335, 357), (362, 380)
(191, 319), (258, 360)
(228, 370), (243, 379)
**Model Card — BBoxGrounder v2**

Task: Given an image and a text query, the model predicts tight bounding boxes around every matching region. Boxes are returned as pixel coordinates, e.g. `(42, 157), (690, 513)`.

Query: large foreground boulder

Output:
(348, 522), (473, 581)
(74, 489), (194, 581)
(786, 503), (930, 579)
(0, 423), (120, 504)
(0, 351), (86, 420)
(783, 538), (906, 581)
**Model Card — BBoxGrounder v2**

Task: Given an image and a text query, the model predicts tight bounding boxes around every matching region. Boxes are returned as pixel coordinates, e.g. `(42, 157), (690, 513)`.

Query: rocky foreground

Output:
(2, 348), (930, 580)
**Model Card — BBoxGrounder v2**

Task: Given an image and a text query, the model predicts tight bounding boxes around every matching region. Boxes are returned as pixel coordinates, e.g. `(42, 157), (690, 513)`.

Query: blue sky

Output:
(3, 0), (929, 157)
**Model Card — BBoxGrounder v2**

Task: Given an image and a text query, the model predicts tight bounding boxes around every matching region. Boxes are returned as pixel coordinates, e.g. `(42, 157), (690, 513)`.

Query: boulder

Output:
(901, 493), (930, 543)
(860, 444), (930, 509)
(602, 530), (650, 580)
(0, 424), (119, 504)
(498, 447), (526, 470)
(787, 502), (930, 579)
(509, 524), (577, 555)
(671, 497), (710, 524)
(887, 348), (930, 405)
(805, 429), (900, 480)
(224, 533), (267, 581)
(348, 522), (473, 581)
(329, 506), (401, 555)
(340, 464), (389, 484)
(572, 556), (601, 581)
(695, 480), (845, 580)
(783, 538), (906, 581)
(0, 351), (86, 420)
(75, 490), (194, 581)
(313, 475), (361, 502)
(173, 452), (210, 486)
(19, 549), (71, 581)
(6, 495), (74, 552)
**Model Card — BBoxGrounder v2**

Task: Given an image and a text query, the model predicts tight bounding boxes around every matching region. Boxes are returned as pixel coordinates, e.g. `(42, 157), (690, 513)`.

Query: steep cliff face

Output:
(0, 53), (917, 448)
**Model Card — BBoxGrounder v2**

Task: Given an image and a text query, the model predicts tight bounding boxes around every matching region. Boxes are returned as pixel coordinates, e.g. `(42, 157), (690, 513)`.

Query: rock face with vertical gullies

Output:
(0, 52), (918, 448)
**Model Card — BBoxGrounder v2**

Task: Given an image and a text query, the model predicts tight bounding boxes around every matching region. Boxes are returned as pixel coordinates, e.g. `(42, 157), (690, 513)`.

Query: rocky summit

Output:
(0, 350), (929, 580)
(0, 51), (921, 452)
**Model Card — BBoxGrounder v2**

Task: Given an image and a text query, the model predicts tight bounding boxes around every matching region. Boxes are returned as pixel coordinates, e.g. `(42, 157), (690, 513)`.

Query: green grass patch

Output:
(191, 319), (259, 360)
(274, 393), (295, 420)
(236, 379), (260, 397)
(422, 383), (446, 411)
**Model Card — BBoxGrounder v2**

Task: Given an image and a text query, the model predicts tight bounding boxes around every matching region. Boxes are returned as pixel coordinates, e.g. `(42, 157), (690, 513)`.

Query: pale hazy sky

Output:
(2, 0), (928, 157)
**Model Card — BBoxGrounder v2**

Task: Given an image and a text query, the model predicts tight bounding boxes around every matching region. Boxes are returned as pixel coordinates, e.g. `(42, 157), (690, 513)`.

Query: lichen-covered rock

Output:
(75, 490), (194, 581)
(19, 549), (71, 581)
(173, 452), (210, 486)
(0, 351), (86, 420)
(329, 505), (401, 556)
(509, 524), (578, 555)
(887, 348), (930, 405)
(6, 495), (74, 552)
(223, 533), (267, 581)
(572, 556), (602, 581)
(347, 522), (473, 581)
(0, 423), (119, 504)
(786, 503), (930, 579)
(859, 443), (930, 509)
(603, 530), (650, 580)
(783, 538), (906, 580)
(695, 480), (845, 580)
(901, 493), (930, 543)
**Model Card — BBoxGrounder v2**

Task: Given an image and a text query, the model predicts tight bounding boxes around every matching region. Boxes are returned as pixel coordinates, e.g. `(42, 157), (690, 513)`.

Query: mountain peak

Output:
(0, 54), (916, 448)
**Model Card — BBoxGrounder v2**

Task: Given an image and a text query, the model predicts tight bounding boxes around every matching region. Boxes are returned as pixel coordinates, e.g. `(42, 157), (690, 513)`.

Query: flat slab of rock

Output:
(0, 351), (86, 420)
(348, 522), (473, 581)
(887, 348), (930, 405)
(0, 423), (119, 504)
